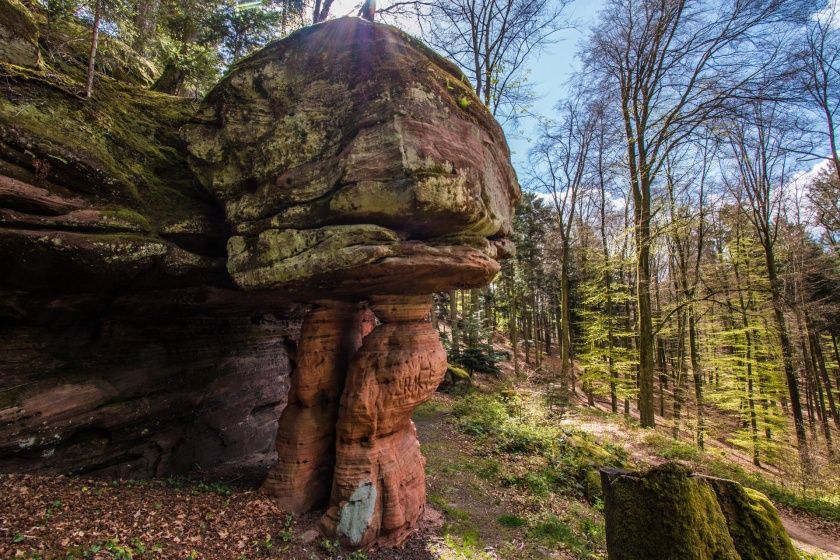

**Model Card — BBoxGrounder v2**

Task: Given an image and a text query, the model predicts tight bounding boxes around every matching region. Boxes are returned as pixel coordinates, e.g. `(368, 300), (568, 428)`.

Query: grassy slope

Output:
(418, 340), (840, 559)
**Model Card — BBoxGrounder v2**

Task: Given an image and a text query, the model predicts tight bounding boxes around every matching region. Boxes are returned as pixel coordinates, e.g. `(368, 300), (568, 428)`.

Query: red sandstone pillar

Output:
(320, 295), (447, 547)
(261, 300), (374, 512)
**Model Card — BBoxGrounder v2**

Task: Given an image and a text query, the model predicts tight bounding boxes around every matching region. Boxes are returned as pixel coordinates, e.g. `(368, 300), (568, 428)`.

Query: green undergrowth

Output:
(451, 388), (630, 502)
(641, 432), (840, 522)
(420, 386), (634, 558)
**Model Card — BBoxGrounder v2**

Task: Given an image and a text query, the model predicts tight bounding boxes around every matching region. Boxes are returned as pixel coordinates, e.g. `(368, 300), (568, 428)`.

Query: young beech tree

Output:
(585, 0), (810, 428)
(723, 100), (810, 466)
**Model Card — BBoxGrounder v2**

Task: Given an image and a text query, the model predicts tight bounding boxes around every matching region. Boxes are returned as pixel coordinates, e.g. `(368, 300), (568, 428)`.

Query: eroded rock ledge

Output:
(1, 6), (520, 549)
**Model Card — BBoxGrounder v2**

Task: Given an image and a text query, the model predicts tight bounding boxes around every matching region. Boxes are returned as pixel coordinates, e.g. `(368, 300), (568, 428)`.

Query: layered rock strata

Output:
(261, 301), (374, 511)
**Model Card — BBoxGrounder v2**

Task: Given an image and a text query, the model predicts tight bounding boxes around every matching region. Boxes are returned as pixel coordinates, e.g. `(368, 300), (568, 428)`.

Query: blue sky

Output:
(330, 0), (605, 178)
(503, 0), (604, 173)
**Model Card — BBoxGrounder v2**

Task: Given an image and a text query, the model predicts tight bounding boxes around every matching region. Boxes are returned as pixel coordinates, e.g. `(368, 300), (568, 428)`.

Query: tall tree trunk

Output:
(803, 324), (833, 454)
(511, 291), (519, 376)
(658, 340), (667, 418)
(84, 0), (102, 98)
(811, 331), (839, 429)
(745, 329), (760, 467)
(636, 229), (655, 427)
(133, 0), (159, 56)
(688, 308), (705, 449)
(560, 246), (573, 386)
(524, 301), (531, 366)
(764, 245), (809, 465)
(449, 290), (459, 360)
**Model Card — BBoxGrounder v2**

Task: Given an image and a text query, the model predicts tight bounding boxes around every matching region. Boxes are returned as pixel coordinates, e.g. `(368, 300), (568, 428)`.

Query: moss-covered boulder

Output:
(601, 463), (798, 560)
(601, 463), (740, 560)
(0, 22), (226, 292)
(184, 17), (520, 298)
(0, 0), (40, 67)
(706, 477), (798, 560)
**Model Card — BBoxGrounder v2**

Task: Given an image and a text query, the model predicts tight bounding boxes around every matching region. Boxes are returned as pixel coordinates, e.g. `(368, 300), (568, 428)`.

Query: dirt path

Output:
(782, 514), (840, 559)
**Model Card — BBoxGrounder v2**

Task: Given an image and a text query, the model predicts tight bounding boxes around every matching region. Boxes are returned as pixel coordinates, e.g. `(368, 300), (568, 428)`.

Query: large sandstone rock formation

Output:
(0, 5), (519, 549)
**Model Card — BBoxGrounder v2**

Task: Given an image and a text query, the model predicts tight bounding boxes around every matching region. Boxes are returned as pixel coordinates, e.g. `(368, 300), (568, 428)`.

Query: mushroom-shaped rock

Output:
(184, 17), (520, 548)
(184, 17), (519, 298)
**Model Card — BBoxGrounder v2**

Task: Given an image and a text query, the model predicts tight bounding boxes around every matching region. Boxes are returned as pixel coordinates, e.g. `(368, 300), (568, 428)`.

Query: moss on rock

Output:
(601, 463), (740, 560)
(601, 463), (802, 560)
(706, 477), (798, 560)
(0, 0), (40, 67)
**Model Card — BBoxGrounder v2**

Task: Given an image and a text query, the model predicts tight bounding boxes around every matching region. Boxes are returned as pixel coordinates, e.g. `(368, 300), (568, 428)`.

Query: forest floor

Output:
(3, 343), (840, 560)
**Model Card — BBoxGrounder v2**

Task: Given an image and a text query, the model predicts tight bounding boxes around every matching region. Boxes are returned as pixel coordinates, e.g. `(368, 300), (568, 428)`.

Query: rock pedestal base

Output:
(261, 295), (445, 548)
(321, 295), (447, 547)
(261, 301), (374, 511)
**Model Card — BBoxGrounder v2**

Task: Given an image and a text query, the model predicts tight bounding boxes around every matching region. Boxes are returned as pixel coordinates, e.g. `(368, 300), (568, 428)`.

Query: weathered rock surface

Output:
(320, 296), (447, 547)
(261, 301), (374, 511)
(0, 0), (40, 67)
(0, 2), (293, 479)
(0, 291), (305, 482)
(184, 17), (518, 298)
(601, 463), (798, 560)
(0, 8), (520, 550)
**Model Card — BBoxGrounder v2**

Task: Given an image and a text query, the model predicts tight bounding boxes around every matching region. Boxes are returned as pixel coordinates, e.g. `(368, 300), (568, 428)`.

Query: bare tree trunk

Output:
(84, 0), (102, 98)
(764, 245), (809, 464)
(802, 323), (833, 453)
(133, 0), (159, 55)
(313, 0), (335, 22)
(636, 219), (656, 427)
(510, 289), (519, 376)
(688, 308), (705, 449)
(449, 290), (459, 360)
(811, 330), (840, 429)
(560, 246), (573, 385)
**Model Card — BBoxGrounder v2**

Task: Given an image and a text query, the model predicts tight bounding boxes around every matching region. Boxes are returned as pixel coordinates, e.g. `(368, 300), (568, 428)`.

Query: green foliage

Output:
(318, 539), (341, 554)
(644, 433), (702, 462)
(543, 382), (570, 419)
(451, 389), (629, 503)
(429, 492), (471, 521)
(497, 514), (527, 528)
(576, 242), (637, 403)
(455, 344), (508, 375)
(528, 514), (598, 557)
(193, 480), (233, 496)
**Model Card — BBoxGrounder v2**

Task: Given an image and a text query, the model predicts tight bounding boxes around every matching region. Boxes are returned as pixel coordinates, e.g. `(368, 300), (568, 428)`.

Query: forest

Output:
(1, 0), (840, 558)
